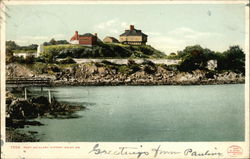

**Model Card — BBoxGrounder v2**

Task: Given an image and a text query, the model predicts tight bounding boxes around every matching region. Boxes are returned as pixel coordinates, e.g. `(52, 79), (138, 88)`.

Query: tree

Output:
(27, 44), (38, 50)
(43, 39), (69, 46)
(178, 45), (214, 71)
(56, 40), (69, 45)
(20, 44), (38, 50)
(222, 45), (245, 73)
(24, 55), (35, 64)
(6, 41), (20, 50)
(170, 52), (176, 56)
(49, 38), (56, 45)
(43, 42), (50, 46)
(6, 48), (15, 64)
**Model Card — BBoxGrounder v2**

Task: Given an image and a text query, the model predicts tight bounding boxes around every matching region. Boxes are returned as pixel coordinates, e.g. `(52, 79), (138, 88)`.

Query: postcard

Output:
(0, 0), (249, 158)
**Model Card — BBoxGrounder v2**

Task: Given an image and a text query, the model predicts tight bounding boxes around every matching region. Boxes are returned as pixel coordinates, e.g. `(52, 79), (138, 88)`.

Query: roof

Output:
(70, 32), (96, 41)
(70, 34), (79, 41)
(104, 36), (119, 42)
(79, 33), (96, 37)
(120, 29), (147, 37)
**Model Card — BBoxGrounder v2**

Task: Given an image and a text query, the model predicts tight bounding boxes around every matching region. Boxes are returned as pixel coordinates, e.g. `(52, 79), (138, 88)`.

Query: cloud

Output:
(147, 27), (223, 54)
(10, 34), (68, 45)
(168, 27), (214, 39)
(94, 19), (135, 37)
(21, 36), (48, 40)
(147, 32), (161, 36)
(53, 34), (67, 39)
(149, 36), (186, 54)
(95, 19), (117, 29)
(12, 36), (49, 45)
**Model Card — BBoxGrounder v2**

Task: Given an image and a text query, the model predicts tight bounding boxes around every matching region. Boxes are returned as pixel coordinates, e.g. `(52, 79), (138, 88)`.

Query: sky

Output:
(6, 3), (247, 54)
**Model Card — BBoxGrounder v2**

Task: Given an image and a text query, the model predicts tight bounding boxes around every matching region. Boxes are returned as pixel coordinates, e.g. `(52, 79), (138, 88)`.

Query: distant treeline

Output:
(6, 41), (38, 51)
(6, 38), (69, 51)
(43, 38), (69, 46)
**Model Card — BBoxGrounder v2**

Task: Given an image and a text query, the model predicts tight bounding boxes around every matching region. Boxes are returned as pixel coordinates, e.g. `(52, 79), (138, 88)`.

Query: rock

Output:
(98, 67), (106, 74)
(88, 65), (98, 74)
(157, 66), (167, 74)
(6, 128), (39, 142)
(125, 78), (131, 83)
(7, 99), (39, 119)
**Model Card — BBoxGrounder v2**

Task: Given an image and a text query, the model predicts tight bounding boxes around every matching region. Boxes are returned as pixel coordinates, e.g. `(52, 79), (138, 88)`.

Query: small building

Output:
(70, 31), (98, 46)
(13, 52), (38, 58)
(119, 25), (147, 45)
(103, 36), (119, 43)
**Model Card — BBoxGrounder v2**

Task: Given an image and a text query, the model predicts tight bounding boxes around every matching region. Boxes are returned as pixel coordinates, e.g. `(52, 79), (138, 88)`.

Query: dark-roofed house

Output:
(70, 31), (98, 46)
(103, 36), (119, 43)
(119, 25), (147, 45)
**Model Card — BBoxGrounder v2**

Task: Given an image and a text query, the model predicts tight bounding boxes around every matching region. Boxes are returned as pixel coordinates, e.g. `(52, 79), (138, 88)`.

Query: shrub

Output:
(40, 43), (164, 60)
(118, 65), (130, 74)
(142, 59), (155, 66)
(24, 55), (35, 64)
(178, 45), (214, 72)
(144, 65), (156, 74)
(59, 57), (76, 64)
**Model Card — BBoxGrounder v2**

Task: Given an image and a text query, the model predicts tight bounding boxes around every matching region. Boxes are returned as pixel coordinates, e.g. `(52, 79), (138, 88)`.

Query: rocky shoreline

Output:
(52, 71), (245, 86)
(5, 91), (85, 142)
(6, 62), (245, 86)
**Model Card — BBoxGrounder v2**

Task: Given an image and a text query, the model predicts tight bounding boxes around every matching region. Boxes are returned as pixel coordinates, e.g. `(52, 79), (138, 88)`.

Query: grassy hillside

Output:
(42, 43), (166, 62)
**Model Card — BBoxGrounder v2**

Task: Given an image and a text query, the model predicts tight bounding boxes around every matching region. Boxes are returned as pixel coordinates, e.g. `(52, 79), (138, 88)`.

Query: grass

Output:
(41, 42), (168, 59)
(44, 44), (88, 52)
(13, 50), (36, 53)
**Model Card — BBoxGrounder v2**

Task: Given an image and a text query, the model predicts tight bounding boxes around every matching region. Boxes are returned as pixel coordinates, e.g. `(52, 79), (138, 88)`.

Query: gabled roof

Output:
(104, 36), (119, 42)
(70, 34), (79, 41)
(79, 33), (96, 37)
(120, 29), (147, 37)
(70, 32), (97, 41)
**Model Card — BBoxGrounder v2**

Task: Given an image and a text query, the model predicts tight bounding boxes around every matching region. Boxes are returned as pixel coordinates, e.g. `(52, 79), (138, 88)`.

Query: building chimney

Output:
(94, 33), (97, 37)
(74, 31), (79, 40)
(130, 25), (134, 30)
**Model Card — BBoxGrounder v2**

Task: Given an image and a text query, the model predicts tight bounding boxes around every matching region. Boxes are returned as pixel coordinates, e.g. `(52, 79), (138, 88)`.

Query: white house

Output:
(13, 52), (38, 58)
(13, 44), (44, 58)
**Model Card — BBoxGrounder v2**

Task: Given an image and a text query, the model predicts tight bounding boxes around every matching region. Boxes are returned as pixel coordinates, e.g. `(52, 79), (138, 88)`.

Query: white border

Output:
(1, 1), (249, 159)
(3, 0), (250, 5)
(0, 0), (6, 151)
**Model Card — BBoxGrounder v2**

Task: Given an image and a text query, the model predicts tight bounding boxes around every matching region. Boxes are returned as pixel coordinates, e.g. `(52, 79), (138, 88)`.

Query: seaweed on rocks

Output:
(5, 92), (86, 141)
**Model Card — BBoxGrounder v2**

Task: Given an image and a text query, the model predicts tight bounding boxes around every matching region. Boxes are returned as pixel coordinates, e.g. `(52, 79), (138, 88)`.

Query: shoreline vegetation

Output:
(6, 91), (85, 142)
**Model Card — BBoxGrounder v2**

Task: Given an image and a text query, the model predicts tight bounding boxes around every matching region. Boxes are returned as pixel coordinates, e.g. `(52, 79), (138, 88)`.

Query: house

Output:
(13, 52), (38, 58)
(70, 31), (97, 46)
(119, 25), (147, 45)
(103, 36), (119, 43)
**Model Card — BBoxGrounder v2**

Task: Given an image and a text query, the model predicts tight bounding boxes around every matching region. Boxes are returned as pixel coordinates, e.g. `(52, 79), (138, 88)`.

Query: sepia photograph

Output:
(1, 0), (249, 158)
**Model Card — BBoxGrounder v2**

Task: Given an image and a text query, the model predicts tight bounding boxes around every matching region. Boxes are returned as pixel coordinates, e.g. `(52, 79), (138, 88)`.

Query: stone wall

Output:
(72, 58), (181, 65)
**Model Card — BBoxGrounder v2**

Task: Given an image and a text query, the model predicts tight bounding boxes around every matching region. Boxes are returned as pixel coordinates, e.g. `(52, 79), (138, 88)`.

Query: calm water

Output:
(22, 84), (245, 142)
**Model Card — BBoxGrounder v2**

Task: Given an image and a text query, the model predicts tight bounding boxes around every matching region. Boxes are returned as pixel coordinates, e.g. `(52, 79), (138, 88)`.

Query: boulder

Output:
(7, 99), (39, 119)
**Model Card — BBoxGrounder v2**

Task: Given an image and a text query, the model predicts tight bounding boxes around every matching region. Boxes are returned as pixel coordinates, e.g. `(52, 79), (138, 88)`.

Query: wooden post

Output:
(48, 89), (51, 104)
(24, 87), (27, 100)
